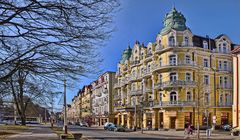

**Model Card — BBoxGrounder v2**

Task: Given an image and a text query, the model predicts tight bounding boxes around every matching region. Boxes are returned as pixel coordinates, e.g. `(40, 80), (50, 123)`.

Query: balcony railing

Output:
(114, 83), (121, 88)
(154, 80), (196, 89)
(217, 84), (232, 89)
(154, 101), (196, 107)
(144, 87), (152, 93)
(216, 102), (232, 107)
(130, 89), (143, 96)
(152, 61), (197, 71)
(217, 68), (232, 72)
(114, 95), (121, 100)
(131, 60), (140, 67)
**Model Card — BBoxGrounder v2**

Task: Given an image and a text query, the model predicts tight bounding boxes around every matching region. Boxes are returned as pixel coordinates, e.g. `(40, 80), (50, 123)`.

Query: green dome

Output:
(120, 45), (132, 64)
(160, 7), (188, 34)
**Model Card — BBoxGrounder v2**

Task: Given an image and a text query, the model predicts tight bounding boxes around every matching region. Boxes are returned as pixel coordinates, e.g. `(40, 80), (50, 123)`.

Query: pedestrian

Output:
(188, 124), (193, 135)
(184, 122), (189, 134)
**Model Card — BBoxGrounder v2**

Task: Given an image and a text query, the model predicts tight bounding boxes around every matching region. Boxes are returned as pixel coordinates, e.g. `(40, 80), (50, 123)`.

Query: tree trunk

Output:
(20, 112), (26, 125)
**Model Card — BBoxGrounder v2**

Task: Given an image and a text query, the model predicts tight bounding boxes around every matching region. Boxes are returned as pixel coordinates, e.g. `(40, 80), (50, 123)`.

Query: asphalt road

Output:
(69, 126), (184, 140)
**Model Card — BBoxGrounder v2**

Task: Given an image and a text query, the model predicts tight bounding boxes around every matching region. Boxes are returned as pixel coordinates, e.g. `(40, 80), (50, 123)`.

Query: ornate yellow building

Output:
(114, 7), (235, 130)
(232, 46), (240, 128)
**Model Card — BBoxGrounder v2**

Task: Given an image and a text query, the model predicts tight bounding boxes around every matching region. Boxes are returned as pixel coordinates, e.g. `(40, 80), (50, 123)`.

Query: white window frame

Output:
(169, 54), (177, 66)
(203, 58), (209, 67)
(203, 41), (208, 49)
(186, 72), (192, 81)
(204, 75), (209, 85)
(170, 72), (177, 82)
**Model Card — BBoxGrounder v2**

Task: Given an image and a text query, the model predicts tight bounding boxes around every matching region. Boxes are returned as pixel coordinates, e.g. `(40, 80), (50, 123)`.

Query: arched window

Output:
(132, 70), (136, 77)
(169, 36), (175, 46)
(159, 39), (162, 45)
(170, 92), (177, 104)
(141, 52), (144, 59)
(186, 92), (192, 101)
(203, 41), (208, 49)
(141, 67), (144, 75)
(184, 37), (189, 46)
(147, 64), (151, 72)
(148, 47), (152, 55)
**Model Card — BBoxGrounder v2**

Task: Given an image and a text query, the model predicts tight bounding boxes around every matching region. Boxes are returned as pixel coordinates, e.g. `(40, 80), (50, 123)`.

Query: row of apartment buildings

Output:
(68, 7), (240, 130)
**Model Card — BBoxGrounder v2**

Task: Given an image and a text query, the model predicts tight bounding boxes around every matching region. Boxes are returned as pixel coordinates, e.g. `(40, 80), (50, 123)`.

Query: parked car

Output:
(108, 124), (125, 132)
(80, 122), (88, 127)
(231, 127), (240, 136)
(104, 122), (114, 130)
(222, 124), (232, 131)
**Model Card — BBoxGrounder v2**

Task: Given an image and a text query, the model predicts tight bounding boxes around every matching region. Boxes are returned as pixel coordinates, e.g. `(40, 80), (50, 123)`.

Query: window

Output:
(169, 36), (175, 46)
(185, 55), (191, 64)
(204, 75), (209, 85)
(148, 47), (152, 55)
(186, 73), (191, 81)
(170, 72), (177, 82)
(203, 41), (208, 49)
(186, 92), (192, 101)
(223, 43), (227, 53)
(159, 39), (161, 45)
(220, 76), (223, 86)
(159, 93), (163, 102)
(169, 55), (177, 65)
(184, 37), (189, 46)
(159, 58), (162, 66)
(203, 58), (209, 67)
(219, 61), (222, 70)
(170, 92), (177, 104)
(132, 83), (136, 91)
(132, 70), (136, 77)
(223, 61), (228, 71)
(141, 68), (144, 75)
(141, 52), (144, 59)
(204, 93), (210, 104)
(147, 64), (151, 72)
(224, 77), (228, 88)
(219, 94), (223, 104)
(159, 74), (163, 84)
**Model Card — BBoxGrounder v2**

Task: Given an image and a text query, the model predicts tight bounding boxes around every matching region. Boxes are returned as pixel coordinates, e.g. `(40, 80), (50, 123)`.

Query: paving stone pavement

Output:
(3, 125), (58, 140)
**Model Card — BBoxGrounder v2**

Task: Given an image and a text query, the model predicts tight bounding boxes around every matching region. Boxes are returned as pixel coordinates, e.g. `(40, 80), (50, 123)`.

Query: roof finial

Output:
(172, 3), (176, 11)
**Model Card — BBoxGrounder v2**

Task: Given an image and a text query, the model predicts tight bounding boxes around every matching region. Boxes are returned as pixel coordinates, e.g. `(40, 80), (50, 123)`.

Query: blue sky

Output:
(62, 0), (240, 106)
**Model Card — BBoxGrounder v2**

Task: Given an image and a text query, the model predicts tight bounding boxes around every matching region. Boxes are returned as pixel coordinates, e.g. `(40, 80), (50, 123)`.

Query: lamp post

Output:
(63, 79), (68, 134)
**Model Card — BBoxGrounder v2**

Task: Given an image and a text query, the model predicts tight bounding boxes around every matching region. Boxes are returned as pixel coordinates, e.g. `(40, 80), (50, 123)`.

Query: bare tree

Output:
(0, 0), (120, 125)
(0, 0), (120, 81)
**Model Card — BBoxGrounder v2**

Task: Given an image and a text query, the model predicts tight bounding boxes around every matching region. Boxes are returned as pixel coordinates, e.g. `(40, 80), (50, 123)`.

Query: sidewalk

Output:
(134, 129), (238, 140)
(5, 125), (58, 140)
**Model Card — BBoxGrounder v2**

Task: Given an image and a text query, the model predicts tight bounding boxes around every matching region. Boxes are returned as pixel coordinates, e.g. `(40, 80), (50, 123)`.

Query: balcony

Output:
(144, 87), (152, 93)
(155, 44), (164, 53)
(129, 74), (141, 82)
(129, 89), (143, 96)
(144, 53), (153, 62)
(96, 92), (102, 97)
(154, 80), (196, 90)
(217, 68), (232, 73)
(114, 94), (121, 100)
(153, 101), (196, 107)
(216, 102), (232, 107)
(217, 84), (232, 90)
(114, 83), (121, 88)
(152, 61), (197, 72)
(131, 60), (140, 67)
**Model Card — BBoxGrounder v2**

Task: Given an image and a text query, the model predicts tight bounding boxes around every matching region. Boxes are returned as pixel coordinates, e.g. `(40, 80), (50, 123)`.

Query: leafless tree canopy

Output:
(0, 0), (119, 81)
(0, 0), (120, 125)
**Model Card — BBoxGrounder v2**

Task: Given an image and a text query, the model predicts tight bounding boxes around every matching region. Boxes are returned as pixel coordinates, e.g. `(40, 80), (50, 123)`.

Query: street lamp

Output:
(63, 79), (68, 134)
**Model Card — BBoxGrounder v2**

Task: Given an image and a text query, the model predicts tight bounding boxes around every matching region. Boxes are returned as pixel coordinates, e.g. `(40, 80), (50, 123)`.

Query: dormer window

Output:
(169, 36), (175, 46)
(184, 37), (189, 46)
(159, 39), (162, 45)
(148, 47), (152, 55)
(203, 41), (208, 49)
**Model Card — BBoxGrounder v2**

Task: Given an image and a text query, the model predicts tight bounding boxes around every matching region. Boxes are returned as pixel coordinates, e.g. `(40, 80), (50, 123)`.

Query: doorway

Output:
(159, 112), (164, 129)
(170, 117), (176, 129)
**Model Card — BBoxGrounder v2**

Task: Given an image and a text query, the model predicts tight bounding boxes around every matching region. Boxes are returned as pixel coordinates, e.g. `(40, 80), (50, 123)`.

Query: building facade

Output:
(232, 46), (240, 128)
(114, 7), (235, 130)
(79, 85), (92, 124)
(91, 72), (116, 126)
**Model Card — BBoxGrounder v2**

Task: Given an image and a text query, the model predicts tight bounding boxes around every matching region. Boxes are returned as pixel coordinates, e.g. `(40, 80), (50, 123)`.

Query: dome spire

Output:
(160, 7), (189, 35)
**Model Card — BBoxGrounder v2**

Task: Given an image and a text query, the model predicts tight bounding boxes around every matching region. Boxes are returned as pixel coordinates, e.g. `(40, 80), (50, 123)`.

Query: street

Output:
(69, 126), (186, 140)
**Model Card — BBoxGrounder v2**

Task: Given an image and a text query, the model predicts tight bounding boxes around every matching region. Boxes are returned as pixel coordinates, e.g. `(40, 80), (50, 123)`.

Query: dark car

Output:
(104, 122), (114, 130)
(222, 124), (232, 131)
(108, 124), (125, 132)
